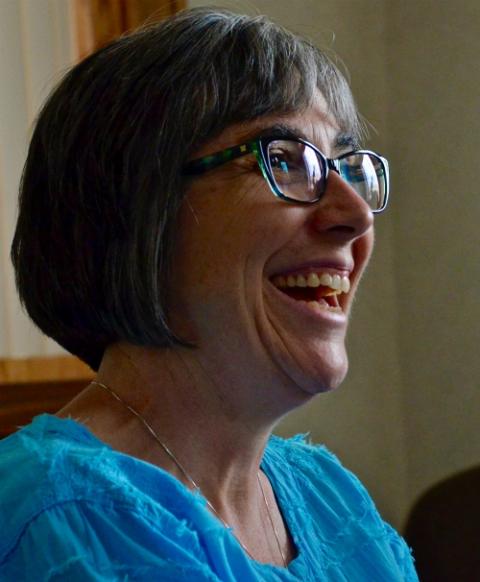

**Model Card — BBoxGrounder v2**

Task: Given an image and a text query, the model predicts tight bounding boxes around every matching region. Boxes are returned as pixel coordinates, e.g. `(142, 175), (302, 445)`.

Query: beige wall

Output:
(190, 0), (480, 530)
(386, 0), (480, 507)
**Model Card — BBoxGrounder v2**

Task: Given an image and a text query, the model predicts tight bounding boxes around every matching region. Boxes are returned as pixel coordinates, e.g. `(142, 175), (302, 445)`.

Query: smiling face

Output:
(168, 93), (374, 412)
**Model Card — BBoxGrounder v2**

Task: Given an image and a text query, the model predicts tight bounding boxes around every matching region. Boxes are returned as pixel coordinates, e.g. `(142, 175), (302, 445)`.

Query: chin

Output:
(291, 344), (349, 396)
(305, 364), (348, 395)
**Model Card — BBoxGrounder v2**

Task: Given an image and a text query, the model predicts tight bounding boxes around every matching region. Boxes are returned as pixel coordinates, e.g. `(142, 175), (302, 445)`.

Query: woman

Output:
(1, 8), (416, 581)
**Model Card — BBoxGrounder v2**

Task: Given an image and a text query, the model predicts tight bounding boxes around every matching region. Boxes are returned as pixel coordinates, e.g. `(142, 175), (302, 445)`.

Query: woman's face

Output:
(169, 93), (374, 404)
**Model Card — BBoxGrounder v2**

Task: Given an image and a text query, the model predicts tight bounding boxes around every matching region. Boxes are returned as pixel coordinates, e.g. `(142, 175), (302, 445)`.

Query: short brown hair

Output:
(11, 8), (364, 370)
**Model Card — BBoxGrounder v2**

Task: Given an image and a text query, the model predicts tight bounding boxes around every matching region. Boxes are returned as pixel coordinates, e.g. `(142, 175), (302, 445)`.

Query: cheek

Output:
(181, 177), (286, 262)
(171, 181), (264, 299)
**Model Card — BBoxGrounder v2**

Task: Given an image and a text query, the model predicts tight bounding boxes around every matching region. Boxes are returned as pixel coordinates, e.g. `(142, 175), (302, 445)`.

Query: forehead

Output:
(193, 92), (351, 158)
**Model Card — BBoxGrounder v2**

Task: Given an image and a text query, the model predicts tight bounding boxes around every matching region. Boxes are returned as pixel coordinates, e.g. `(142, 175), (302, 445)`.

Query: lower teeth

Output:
(304, 300), (342, 313)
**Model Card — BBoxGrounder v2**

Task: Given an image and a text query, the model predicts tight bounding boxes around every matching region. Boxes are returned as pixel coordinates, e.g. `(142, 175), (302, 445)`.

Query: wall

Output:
(386, 0), (480, 509)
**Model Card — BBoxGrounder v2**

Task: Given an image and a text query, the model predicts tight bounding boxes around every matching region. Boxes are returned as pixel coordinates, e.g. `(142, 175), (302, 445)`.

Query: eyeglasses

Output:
(183, 135), (390, 213)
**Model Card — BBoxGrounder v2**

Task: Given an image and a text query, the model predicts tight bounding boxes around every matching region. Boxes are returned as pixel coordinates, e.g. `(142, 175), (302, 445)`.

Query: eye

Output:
(268, 142), (306, 186)
(269, 149), (303, 171)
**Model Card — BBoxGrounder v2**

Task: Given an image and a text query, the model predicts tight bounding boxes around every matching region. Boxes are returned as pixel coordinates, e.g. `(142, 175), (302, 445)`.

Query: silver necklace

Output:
(91, 380), (287, 566)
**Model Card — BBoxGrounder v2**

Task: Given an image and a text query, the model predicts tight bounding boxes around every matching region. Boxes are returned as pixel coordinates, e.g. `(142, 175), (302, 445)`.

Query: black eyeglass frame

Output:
(183, 135), (390, 213)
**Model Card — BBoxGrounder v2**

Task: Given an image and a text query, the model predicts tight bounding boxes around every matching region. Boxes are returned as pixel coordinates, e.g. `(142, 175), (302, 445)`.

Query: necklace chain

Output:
(90, 380), (287, 566)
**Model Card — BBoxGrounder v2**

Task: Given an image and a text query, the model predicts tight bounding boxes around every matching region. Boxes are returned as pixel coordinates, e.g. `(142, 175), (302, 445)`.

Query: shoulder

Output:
(0, 415), (218, 581)
(0, 414), (122, 557)
(267, 433), (379, 531)
(0, 414), (126, 525)
(0, 414), (95, 544)
(266, 434), (419, 580)
(267, 433), (370, 502)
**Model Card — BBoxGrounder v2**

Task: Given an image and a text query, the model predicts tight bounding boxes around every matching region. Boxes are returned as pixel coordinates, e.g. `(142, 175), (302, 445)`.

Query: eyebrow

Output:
(254, 123), (309, 141)
(334, 131), (359, 151)
(250, 123), (359, 153)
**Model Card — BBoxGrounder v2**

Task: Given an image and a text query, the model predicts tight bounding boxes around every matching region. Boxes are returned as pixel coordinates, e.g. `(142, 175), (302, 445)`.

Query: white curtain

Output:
(0, 0), (76, 358)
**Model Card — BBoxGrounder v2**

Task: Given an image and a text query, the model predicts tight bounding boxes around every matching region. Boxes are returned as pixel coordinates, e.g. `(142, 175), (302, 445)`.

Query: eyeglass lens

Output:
(267, 140), (387, 210)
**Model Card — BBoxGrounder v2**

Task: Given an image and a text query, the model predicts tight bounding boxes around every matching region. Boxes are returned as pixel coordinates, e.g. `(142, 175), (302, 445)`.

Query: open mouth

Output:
(270, 272), (350, 314)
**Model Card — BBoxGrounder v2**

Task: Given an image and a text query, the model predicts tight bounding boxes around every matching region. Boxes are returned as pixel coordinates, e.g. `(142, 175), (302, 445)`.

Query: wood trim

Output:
(74, 0), (186, 59)
(0, 357), (92, 438)
(0, 379), (87, 438)
(0, 356), (93, 385)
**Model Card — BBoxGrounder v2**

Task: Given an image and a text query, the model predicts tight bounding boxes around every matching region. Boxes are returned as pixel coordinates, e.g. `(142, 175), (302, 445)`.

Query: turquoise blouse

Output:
(0, 414), (418, 581)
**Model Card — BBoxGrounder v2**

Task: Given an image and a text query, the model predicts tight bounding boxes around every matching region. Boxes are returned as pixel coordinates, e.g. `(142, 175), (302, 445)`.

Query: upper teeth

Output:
(272, 272), (351, 293)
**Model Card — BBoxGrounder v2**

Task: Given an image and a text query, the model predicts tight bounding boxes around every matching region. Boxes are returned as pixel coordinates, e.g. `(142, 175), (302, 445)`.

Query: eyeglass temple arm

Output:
(182, 141), (258, 175)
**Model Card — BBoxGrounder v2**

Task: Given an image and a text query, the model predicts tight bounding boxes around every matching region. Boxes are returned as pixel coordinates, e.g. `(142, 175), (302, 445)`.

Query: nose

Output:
(309, 171), (374, 240)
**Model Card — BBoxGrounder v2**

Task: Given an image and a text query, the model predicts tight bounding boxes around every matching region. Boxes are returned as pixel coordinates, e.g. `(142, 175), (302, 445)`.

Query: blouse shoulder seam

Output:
(0, 494), (195, 566)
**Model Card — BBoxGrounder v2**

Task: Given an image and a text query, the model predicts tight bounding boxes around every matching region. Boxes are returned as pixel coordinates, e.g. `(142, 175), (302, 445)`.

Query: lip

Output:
(266, 277), (348, 326)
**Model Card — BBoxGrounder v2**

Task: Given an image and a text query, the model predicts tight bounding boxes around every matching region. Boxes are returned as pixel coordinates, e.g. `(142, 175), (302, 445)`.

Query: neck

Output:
(59, 341), (300, 566)
(67, 342), (284, 512)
